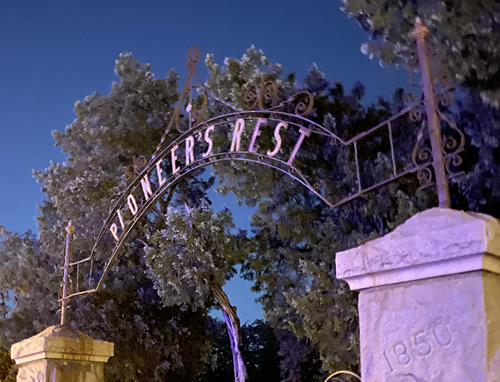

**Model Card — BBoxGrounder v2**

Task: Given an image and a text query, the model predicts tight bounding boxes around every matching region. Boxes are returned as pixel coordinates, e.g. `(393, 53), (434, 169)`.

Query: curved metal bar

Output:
(189, 110), (343, 143)
(94, 153), (334, 291)
(324, 370), (362, 382)
(89, 89), (451, 262)
(90, 111), (331, 259)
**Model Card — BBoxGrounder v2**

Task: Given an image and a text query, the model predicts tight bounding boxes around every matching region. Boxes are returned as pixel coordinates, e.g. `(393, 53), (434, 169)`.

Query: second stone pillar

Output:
(336, 208), (500, 382)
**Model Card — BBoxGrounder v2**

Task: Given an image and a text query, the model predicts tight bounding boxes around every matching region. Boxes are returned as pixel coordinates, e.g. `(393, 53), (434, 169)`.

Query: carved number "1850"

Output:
(383, 323), (452, 373)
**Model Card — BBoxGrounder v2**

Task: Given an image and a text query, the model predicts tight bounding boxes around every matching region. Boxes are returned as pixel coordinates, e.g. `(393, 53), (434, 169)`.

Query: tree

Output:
(0, 54), (216, 381)
(451, 92), (500, 214)
(0, 341), (15, 382)
(144, 205), (251, 382)
(339, 0), (500, 105)
(202, 46), (431, 378)
(275, 329), (322, 382)
(203, 44), (500, 379)
(204, 319), (282, 382)
(3, 44), (498, 382)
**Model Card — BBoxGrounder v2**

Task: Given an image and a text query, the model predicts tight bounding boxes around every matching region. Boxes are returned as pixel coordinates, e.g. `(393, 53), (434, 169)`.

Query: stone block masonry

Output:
(11, 325), (114, 382)
(336, 208), (500, 381)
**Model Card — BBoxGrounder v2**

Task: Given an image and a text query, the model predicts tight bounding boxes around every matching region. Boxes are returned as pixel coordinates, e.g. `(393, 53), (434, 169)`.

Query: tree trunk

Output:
(212, 283), (248, 382)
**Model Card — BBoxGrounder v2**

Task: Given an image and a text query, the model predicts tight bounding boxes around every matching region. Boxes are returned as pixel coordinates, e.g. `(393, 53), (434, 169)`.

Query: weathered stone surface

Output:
(359, 271), (500, 382)
(336, 208), (500, 290)
(336, 208), (500, 381)
(11, 325), (113, 382)
(15, 359), (105, 382)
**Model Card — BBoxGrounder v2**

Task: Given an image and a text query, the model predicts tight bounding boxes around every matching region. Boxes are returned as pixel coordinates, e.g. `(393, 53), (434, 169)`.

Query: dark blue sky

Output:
(0, 0), (409, 322)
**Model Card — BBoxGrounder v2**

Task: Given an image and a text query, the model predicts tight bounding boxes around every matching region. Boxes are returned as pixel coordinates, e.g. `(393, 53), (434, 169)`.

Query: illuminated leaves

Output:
(342, 0), (500, 105)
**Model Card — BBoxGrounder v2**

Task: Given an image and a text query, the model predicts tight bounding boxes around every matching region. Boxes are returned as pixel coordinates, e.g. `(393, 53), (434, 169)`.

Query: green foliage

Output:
(451, 92), (500, 214)
(204, 320), (282, 382)
(0, 342), (15, 382)
(203, 47), (430, 376)
(1, 43), (498, 382)
(144, 205), (246, 311)
(340, 0), (500, 105)
(0, 54), (214, 381)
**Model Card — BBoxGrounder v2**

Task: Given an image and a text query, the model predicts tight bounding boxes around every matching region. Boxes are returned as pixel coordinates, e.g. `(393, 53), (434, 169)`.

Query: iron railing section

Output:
(62, 96), (459, 300)
(61, 23), (467, 301)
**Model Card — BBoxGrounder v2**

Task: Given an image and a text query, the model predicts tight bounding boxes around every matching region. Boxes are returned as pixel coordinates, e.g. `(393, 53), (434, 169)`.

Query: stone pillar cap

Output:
(336, 208), (500, 290)
(11, 325), (114, 365)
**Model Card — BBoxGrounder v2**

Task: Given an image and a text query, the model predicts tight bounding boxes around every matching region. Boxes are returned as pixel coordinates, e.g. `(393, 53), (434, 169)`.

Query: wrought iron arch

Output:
(61, 36), (467, 303)
(83, 110), (343, 294)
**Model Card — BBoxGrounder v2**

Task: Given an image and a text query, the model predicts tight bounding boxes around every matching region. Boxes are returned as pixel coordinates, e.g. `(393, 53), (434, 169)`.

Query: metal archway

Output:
(61, 43), (465, 301)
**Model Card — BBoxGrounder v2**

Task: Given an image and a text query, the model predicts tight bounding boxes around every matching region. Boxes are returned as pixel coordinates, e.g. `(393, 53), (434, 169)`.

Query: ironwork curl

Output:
(438, 109), (465, 178)
(155, 45), (203, 152)
(125, 166), (136, 182)
(404, 92), (418, 106)
(443, 136), (458, 152)
(125, 156), (149, 182)
(244, 85), (259, 109)
(413, 146), (432, 165)
(135, 155), (148, 170)
(436, 91), (454, 107)
(436, 72), (454, 89)
(412, 122), (433, 188)
(243, 77), (314, 117)
(189, 86), (209, 127)
(258, 80), (279, 109)
(293, 92), (314, 117)
(409, 107), (423, 122)
(417, 167), (433, 189)
(108, 194), (122, 213)
(408, 51), (419, 69)
(445, 154), (463, 175)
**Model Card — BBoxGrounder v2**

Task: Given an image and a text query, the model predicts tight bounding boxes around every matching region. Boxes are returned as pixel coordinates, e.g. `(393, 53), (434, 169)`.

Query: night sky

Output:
(0, 0), (409, 322)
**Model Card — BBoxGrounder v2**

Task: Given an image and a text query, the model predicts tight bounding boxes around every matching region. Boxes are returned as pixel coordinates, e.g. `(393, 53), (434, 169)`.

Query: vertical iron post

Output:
(60, 221), (74, 326)
(412, 18), (451, 208)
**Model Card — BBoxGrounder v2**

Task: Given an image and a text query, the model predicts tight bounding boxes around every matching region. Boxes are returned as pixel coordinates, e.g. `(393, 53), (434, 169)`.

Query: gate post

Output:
(336, 208), (500, 381)
(10, 325), (114, 382)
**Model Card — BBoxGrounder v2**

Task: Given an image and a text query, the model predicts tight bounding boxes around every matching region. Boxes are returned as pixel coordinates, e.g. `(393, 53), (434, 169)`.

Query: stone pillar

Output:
(11, 325), (114, 382)
(336, 208), (500, 382)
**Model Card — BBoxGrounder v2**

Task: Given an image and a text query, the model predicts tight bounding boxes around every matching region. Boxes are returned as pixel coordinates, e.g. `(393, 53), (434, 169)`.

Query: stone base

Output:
(359, 271), (500, 382)
(336, 208), (500, 382)
(16, 359), (105, 382)
(11, 326), (114, 382)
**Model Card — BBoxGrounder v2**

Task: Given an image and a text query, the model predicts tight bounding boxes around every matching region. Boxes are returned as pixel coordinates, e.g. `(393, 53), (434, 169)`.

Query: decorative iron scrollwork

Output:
(190, 86), (209, 127)
(244, 85), (259, 109)
(243, 77), (314, 117)
(438, 109), (465, 178)
(412, 121), (434, 189)
(416, 167), (433, 189)
(436, 89), (454, 107)
(125, 155), (149, 182)
(412, 143), (432, 166)
(293, 92), (314, 117)
(411, 84), (465, 189)
(243, 78), (280, 110)
(258, 80), (279, 109)
(404, 92), (418, 106)
(409, 106), (424, 122)
(408, 51), (419, 69)
(445, 154), (463, 176)
(125, 166), (136, 182)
